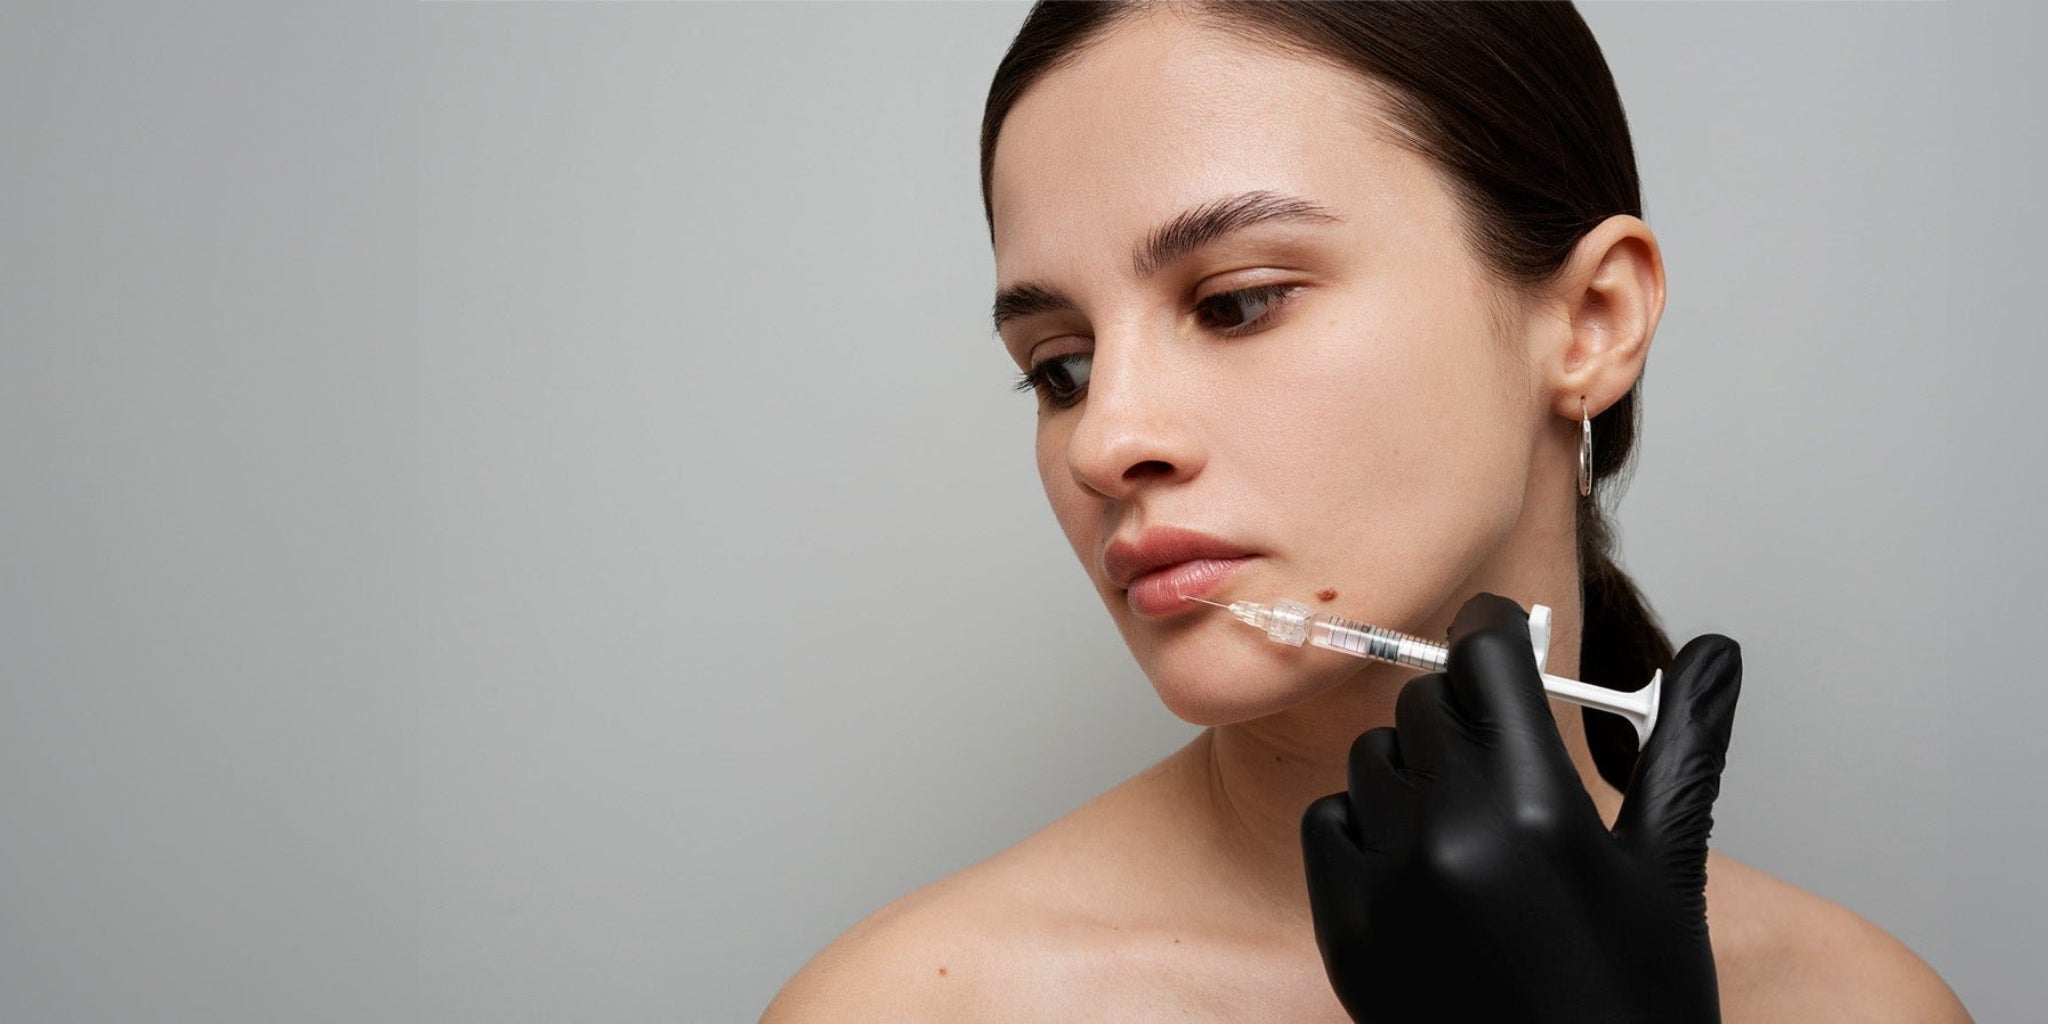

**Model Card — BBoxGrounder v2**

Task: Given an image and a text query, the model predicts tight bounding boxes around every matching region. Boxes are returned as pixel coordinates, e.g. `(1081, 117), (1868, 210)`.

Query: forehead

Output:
(988, 12), (1416, 279)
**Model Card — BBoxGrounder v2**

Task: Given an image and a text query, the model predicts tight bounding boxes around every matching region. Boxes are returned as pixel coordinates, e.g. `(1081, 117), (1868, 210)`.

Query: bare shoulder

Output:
(761, 768), (1176, 1023)
(758, 859), (1032, 1023)
(761, 751), (1228, 1022)
(1707, 852), (1972, 1023)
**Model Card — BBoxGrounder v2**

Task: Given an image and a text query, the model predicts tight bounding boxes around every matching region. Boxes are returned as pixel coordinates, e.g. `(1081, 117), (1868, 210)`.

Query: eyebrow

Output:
(991, 189), (1341, 334)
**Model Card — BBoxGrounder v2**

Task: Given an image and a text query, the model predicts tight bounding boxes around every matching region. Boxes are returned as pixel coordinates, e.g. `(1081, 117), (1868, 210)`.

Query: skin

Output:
(765, 9), (1969, 1022)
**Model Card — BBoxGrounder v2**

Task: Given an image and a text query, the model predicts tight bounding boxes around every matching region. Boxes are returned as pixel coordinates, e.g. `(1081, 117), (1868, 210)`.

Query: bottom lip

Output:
(1126, 557), (1252, 616)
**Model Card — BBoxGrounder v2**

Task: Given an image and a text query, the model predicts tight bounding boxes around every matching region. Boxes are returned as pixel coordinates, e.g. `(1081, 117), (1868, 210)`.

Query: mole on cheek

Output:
(1316, 588), (1338, 602)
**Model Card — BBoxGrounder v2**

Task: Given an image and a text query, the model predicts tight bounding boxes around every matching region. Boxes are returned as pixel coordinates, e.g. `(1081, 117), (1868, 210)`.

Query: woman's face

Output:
(989, 12), (1555, 725)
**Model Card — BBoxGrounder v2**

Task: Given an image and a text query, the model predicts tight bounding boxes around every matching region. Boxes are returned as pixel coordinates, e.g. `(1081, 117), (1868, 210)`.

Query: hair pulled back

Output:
(980, 0), (1668, 789)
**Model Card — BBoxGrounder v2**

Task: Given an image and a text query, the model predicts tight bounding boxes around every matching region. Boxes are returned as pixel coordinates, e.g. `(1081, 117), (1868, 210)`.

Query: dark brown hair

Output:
(980, 0), (1668, 789)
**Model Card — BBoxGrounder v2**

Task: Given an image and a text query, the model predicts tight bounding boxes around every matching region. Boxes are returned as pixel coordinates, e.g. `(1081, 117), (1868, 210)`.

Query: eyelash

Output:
(1011, 283), (1299, 407)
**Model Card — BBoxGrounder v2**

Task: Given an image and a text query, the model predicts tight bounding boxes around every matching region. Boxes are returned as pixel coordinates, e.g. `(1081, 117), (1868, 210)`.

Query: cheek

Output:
(1229, 305), (1529, 614)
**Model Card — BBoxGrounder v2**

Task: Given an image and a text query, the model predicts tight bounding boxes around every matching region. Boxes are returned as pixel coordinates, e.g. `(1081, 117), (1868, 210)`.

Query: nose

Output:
(1062, 339), (1205, 501)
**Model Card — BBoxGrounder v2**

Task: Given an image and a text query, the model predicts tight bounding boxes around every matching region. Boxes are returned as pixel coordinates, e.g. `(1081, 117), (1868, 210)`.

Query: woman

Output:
(766, 2), (1969, 1019)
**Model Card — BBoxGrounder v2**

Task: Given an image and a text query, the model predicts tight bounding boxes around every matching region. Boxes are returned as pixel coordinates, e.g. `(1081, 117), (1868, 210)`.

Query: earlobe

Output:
(1552, 215), (1664, 418)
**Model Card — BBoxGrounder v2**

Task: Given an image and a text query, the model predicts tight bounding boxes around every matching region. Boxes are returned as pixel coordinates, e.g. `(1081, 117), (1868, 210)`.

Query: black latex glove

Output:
(1301, 592), (1743, 1024)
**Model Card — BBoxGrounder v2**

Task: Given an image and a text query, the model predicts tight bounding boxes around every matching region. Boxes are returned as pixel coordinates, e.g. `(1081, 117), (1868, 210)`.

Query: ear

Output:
(1542, 214), (1664, 420)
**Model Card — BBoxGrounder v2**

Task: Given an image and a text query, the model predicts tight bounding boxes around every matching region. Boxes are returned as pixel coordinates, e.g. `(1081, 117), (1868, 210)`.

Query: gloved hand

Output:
(1300, 592), (1743, 1024)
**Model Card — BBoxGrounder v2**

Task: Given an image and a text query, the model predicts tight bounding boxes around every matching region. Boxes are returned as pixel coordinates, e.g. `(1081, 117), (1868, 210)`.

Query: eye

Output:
(1013, 352), (1092, 410)
(1195, 283), (1296, 336)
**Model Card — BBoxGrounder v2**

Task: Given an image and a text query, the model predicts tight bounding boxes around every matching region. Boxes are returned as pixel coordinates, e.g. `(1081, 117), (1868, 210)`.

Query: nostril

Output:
(1123, 459), (1174, 480)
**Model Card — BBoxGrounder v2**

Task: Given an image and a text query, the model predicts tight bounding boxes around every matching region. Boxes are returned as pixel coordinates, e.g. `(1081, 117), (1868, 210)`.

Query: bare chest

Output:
(977, 928), (1354, 1024)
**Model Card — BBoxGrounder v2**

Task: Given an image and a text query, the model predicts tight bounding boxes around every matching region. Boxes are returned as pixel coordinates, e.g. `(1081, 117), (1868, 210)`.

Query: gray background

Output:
(2, 2), (2041, 1021)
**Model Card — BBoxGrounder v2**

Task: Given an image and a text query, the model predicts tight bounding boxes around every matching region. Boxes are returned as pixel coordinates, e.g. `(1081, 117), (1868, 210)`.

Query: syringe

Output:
(1183, 595), (1662, 748)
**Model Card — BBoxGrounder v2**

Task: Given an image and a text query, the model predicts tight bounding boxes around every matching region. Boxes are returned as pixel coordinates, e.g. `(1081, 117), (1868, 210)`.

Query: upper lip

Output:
(1103, 527), (1255, 589)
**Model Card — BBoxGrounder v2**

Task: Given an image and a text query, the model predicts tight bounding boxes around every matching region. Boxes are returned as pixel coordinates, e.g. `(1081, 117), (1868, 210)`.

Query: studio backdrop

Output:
(2, 2), (2041, 1022)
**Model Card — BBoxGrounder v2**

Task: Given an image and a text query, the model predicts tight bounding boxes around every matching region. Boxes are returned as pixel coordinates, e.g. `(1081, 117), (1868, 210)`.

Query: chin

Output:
(1128, 622), (1332, 726)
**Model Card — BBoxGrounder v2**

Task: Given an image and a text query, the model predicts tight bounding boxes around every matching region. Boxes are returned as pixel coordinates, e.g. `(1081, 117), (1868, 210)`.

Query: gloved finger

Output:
(1442, 592), (1583, 785)
(1301, 791), (1378, 940)
(1612, 633), (1743, 884)
(1390, 671), (1455, 779)
(1345, 727), (1420, 854)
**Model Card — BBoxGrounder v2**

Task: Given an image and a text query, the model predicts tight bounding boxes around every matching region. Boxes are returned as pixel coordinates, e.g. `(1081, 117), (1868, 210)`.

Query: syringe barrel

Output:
(1310, 615), (1448, 673)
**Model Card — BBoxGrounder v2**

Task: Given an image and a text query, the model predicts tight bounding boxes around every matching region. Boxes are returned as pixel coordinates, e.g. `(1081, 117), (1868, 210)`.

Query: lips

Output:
(1104, 527), (1255, 616)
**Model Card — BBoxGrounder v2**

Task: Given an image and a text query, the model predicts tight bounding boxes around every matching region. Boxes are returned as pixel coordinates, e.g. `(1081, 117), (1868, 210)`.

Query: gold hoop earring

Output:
(1578, 396), (1593, 497)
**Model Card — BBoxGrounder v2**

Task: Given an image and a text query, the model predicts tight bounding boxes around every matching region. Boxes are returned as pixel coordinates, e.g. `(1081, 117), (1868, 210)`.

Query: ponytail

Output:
(1577, 497), (1672, 791)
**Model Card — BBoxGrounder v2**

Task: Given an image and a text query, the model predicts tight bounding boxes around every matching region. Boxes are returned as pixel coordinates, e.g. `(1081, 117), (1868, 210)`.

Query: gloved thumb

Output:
(1301, 792), (1375, 938)
(1611, 633), (1743, 895)
(1300, 792), (1376, 1021)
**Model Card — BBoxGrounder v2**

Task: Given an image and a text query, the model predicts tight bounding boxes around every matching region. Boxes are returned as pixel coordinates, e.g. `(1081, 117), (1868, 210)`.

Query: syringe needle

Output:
(1179, 595), (1231, 609)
